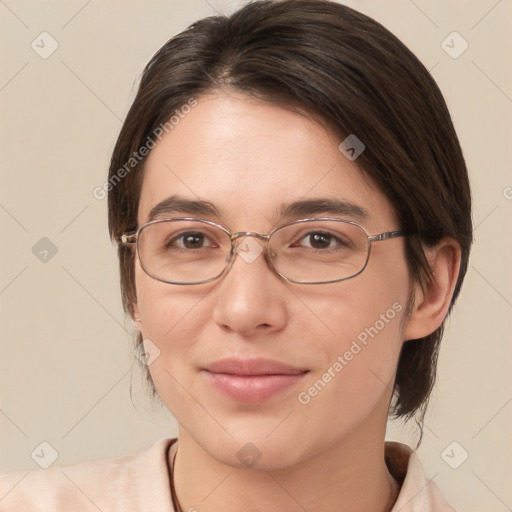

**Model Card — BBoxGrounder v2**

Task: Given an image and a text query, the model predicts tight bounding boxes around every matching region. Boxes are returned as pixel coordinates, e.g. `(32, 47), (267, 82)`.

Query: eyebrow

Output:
(147, 195), (220, 222)
(146, 195), (369, 224)
(278, 198), (369, 221)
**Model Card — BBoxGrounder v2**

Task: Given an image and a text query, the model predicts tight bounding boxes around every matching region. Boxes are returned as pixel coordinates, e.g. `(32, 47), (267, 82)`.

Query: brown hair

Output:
(108, 0), (472, 423)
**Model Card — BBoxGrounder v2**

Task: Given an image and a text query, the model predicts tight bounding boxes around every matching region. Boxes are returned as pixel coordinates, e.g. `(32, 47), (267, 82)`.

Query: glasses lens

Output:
(268, 220), (369, 283)
(137, 220), (231, 283)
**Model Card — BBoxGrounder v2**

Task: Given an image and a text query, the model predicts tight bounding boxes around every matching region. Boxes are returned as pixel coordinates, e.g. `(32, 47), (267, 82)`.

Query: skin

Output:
(132, 91), (461, 512)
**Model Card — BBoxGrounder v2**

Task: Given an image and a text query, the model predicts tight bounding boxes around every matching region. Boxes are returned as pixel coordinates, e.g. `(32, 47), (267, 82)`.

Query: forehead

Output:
(137, 92), (396, 231)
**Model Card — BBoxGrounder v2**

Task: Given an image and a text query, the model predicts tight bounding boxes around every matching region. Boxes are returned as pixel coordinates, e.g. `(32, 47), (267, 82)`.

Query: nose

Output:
(212, 238), (288, 338)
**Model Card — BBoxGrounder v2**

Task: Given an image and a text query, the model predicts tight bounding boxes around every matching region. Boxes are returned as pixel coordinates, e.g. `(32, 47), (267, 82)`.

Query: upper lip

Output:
(203, 357), (308, 376)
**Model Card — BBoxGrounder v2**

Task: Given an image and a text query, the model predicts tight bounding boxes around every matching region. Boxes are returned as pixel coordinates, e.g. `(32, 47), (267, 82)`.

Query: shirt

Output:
(0, 438), (456, 511)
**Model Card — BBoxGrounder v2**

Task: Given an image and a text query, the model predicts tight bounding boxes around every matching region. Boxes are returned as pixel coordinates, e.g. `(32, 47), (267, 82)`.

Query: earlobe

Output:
(132, 301), (142, 329)
(403, 238), (461, 341)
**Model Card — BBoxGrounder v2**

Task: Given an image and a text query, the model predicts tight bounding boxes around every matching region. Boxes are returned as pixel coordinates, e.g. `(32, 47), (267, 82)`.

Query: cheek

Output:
(134, 265), (207, 374)
(295, 259), (409, 406)
(135, 257), (203, 332)
(300, 285), (405, 379)
(294, 292), (406, 442)
(134, 264), (214, 411)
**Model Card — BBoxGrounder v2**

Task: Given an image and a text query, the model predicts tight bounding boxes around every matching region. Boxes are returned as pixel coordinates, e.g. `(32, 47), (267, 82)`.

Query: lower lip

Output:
(204, 371), (308, 403)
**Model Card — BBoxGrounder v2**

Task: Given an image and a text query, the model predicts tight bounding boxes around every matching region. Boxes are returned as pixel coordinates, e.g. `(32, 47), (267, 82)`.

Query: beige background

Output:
(1, 0), (511, 510)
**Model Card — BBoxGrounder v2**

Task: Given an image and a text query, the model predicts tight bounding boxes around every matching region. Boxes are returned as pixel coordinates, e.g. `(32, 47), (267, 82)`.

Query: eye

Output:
(294, 231), (349, 250)
(170, 231), (218, 250)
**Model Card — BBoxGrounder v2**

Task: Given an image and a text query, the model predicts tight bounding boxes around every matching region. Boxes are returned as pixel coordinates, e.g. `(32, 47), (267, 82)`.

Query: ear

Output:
(403, 238), (461, 341)
(132, 301), (142, 331)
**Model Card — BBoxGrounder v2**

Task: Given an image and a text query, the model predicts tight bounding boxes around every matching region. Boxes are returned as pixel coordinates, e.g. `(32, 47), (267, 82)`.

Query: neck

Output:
(170, 424), (399, 512)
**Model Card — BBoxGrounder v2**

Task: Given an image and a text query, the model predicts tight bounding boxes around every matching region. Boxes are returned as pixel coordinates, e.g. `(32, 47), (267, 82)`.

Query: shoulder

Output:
(0, 438), (176, 512)
(386, 441), (458, 512)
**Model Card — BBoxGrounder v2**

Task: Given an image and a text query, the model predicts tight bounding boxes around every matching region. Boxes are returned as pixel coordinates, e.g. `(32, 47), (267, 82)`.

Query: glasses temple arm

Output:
(369, 231), (406, 242)
(120, 233), (137, 245)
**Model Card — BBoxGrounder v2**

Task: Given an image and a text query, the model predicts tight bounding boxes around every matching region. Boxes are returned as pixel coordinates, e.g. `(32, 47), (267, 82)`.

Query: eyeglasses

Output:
(120, 217), (405, 285)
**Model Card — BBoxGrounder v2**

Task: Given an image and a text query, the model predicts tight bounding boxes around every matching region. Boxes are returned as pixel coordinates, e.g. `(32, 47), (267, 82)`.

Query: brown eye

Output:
(294, 231), (348, 250)
(307, 233), (333, 249)
(180, 232), (206, 249)
(165, 231), (219, 250)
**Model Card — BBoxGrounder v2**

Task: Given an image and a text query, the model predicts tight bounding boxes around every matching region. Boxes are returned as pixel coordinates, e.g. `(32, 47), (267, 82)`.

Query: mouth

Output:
(202, 357), (309, 403)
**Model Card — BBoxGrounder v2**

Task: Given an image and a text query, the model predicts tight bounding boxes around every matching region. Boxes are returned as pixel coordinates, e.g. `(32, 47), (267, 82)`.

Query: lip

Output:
(203, 358), (309, 403)
(204, 357), (308, 376)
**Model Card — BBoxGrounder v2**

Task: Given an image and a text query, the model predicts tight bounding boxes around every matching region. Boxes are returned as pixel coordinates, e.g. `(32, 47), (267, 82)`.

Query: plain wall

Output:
(1, 1), (511, 510)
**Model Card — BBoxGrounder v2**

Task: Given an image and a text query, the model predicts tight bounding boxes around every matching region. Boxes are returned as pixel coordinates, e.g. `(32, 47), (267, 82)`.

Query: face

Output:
(133, 91), (412, 469)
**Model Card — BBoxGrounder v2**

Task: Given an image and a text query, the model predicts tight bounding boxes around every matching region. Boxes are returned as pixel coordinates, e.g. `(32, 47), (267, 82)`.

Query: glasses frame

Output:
(120, 217), (405, 285)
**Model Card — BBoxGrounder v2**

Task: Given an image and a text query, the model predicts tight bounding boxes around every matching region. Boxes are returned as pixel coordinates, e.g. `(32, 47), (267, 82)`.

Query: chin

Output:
(186, 421), (312, 471)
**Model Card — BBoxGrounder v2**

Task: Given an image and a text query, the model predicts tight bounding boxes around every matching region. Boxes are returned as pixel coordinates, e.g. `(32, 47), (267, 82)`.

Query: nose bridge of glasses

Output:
(231, 231), (268, 240)
(228, 232), (272, 266)
(231, 231), (270, 244)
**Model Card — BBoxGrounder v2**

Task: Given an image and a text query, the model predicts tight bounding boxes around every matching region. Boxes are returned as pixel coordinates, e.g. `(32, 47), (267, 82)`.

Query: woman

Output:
(0, 1), (471, 510)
